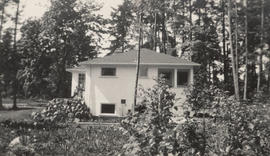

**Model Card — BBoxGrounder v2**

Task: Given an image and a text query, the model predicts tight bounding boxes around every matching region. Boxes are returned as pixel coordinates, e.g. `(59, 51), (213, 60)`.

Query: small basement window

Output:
(101, 104), (115, 114)
(101, 68), (116, 76)
(177, 70), (189, 86)
(139, 66), (148, 77)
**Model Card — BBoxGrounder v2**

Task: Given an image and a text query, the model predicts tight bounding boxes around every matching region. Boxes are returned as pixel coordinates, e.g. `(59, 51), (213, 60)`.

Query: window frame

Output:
(158, 68), (174, 87)
(78, 73), (86, 89)
(177, 70), (189, 87)
(139, 66), (148, 78)
(100, 103), (116, 115)
(101, 67), (116, 76)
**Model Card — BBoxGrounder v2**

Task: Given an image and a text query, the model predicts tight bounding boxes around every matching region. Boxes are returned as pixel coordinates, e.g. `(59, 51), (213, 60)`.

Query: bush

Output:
(183, 85), (270, 155)
(0, 123), (128, 155)
(121, 79), (178, 155)
(32, 98), (92, 123)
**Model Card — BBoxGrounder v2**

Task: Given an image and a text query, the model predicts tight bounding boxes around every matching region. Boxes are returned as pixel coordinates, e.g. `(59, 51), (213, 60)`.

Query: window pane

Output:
(158, 69), (174, 87)
(101, 68), (116, 76)
(101, 104), (115, 114)
(177, 71), (189, 86)
(78, 73), (85, 88)
(140, 66), (148, 77)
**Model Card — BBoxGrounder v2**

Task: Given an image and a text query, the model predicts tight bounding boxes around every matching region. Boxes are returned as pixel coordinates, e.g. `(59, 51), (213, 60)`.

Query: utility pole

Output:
(133, 11), (143, 113)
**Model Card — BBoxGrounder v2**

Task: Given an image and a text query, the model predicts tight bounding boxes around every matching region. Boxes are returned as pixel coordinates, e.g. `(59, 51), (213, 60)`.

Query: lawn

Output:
(0, 98), (127, 156)
(0, 98), (46, 122)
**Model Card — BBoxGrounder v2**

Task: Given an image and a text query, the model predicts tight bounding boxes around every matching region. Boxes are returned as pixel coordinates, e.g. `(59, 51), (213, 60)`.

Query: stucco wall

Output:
(71, 65), (194, 116)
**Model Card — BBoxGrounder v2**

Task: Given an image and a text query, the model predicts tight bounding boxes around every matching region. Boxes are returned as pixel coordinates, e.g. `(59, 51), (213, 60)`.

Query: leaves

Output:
(32, 98), (92, 123)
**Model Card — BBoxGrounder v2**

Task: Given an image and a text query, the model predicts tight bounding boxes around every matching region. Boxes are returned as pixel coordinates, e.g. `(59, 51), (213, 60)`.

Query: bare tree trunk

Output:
(153, 12), (157, 51)
(235, 1), (239, 92)
(133, 12), (143, 113)
(228, 0), (240, 100)
(12, 0), (20, 109)
(161, 11), (167, 54)
(0, 94), (3, 110)
(243, 0), (248, 100)
(222, 0), (228, 91)
(257, 0), (264, 92)
(189, 0), (192, 60)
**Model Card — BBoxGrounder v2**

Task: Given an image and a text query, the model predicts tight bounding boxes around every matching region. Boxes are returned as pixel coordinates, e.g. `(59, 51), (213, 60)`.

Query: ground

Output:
(0, 98), (46, 122)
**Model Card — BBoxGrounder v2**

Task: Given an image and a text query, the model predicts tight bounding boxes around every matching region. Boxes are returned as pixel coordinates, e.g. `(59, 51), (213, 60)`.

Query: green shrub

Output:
(121, 79), (178, 155)
(183, 85), (270, 156)
(32, 98), (92, 123)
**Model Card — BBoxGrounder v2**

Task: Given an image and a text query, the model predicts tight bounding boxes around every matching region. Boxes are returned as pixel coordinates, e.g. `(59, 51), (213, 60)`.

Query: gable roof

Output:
(79, 48), (200, 66)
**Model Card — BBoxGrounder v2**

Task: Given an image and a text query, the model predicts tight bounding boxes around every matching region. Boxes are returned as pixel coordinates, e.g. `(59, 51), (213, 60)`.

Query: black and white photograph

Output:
(0, 0), (270, 155)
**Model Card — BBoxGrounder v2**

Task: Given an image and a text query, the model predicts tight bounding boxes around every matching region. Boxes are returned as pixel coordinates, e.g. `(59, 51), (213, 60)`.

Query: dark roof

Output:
(79, 48), (200, 66)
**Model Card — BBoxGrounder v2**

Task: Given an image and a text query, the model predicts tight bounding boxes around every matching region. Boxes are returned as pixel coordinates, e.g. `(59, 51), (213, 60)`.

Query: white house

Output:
(67, 48), (200, 117)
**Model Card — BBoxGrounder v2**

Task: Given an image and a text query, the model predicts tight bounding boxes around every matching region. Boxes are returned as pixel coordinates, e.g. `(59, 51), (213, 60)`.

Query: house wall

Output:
(88, 65), (155, 116)
(83, 65), (194, 116)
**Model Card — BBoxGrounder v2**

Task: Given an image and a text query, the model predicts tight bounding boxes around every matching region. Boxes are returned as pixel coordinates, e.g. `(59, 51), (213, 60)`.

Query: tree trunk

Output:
(0, 86), (3, 110)
(228, 0), (240, 100)
(0, 0), (6, 40)
(161, 11), (167, 54)
(243, 0), (248, 100)
(235, 1), (239, 93)
(222, 0), (228, 91)
(189, 0), (192, 60)
(133, 12), (143, 113)
(257, 0), (264, 92)
(153, 12), (157, 51)
(12, 0), (20, 109)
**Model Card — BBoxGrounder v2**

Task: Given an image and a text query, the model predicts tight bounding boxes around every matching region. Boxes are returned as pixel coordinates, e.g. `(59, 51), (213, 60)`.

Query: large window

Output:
(158, 69), (174, 87)
(139, 66), (148, 77)
(78, 73), (85, 89)
(101, 104), (115, 114)
(177, 70), (189, 86)
(101, 68), (116, 76)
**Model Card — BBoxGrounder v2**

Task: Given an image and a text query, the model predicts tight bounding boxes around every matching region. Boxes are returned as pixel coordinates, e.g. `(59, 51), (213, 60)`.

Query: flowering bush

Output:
(32, 98), (92, 123)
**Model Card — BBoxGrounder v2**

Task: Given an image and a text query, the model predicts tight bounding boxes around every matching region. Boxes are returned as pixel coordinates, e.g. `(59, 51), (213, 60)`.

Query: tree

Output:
(30, 0), (105, 97)
(10, 0), (21, 109)
(243, 0), (248, 100)
(228, 0), (240, 100)
(0, 0), (9, 40)
(18, 19), (51, 98)
(109, 0), (134, 54)
(257, 0), (264, 92)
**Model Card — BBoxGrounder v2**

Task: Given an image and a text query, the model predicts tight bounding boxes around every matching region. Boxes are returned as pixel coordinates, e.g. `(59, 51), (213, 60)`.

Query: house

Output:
(67, 48), (200, 117)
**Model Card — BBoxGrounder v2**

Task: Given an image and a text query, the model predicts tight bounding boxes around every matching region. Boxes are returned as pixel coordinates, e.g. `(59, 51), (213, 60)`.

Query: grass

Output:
(0, 98), (46, 122)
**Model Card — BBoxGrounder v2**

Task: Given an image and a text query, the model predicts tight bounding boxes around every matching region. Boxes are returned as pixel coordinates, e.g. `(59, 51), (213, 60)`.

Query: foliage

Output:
(182, 84), (270, 155)
(32, 98), (92, 123)
(0, 122), (128, 155)
(108, 0), (134, 54)
(121, 79), (178, 155)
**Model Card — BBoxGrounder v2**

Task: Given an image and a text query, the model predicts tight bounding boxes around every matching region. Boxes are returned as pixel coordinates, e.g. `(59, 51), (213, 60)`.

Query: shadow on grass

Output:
(0, 107), (36, 111)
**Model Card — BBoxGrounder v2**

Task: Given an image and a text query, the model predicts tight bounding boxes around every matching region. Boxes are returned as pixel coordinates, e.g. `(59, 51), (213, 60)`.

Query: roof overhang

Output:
(66, 66), (87, 72)
(80, 62), (200, 66)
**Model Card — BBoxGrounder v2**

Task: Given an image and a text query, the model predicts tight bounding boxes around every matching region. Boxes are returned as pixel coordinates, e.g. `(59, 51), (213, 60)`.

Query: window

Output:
(177, 71), (189, 86)
(101, 68), (116, 76)
(101, 104), (115, 114)
(121, 99), (126, 104)
(158, 69), (174, 87)
(78, 73), (85, 89)
(139, 66), (148, 77)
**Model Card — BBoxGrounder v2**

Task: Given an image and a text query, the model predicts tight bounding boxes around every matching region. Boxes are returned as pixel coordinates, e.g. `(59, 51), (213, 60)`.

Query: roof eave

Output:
(80, 62), (200, 66)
